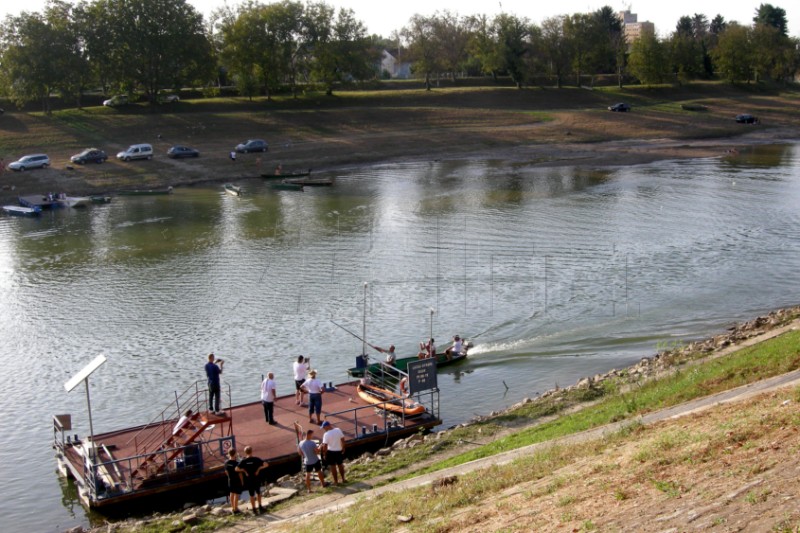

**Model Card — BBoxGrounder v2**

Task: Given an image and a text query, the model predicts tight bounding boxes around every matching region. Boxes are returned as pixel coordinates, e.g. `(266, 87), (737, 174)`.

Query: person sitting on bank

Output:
(445, 335), (464, 361)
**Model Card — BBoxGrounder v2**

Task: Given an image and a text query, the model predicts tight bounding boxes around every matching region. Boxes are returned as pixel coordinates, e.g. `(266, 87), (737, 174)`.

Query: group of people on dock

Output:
(204, 352), (348, 512)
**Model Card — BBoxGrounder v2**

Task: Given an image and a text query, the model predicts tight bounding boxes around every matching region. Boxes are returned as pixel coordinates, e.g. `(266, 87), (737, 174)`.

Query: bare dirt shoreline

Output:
(2, 86), (799, 205)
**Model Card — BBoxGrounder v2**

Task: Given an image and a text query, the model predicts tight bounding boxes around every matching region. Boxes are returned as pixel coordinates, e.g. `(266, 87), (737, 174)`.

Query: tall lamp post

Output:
(64, 354), (107, 460)
(362, 282), (368, 356)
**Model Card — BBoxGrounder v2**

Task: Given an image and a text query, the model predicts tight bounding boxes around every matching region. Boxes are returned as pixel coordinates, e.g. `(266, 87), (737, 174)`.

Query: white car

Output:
(103, 95), (128, 107)
(8, 154), (50, 171)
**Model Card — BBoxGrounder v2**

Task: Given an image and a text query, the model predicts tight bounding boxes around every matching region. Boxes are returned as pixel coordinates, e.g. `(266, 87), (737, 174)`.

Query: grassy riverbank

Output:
(2, 81), (799, 204)
(99, 308), (800, 533)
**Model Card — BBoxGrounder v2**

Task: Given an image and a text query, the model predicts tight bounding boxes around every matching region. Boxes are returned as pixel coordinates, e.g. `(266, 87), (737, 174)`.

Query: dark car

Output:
(70, 148), (107, 164)
(167, 145), (200, 159)
(235, 139), (268, 153)
(735, 114), (758, 124)
(608, 103), (631, 112)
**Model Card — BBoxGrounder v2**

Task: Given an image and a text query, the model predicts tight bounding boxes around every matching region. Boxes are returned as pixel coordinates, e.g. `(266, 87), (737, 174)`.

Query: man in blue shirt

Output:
(298, 429), (326, 492)
(205, 353), (224, 415)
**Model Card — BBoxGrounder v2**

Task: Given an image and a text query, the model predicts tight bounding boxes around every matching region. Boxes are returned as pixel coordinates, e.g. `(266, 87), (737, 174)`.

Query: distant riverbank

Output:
(2, 83), (799, 204)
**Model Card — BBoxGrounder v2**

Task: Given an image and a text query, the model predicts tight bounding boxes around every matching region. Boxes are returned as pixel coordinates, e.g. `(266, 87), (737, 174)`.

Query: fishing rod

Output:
(330, 320), (382, 352)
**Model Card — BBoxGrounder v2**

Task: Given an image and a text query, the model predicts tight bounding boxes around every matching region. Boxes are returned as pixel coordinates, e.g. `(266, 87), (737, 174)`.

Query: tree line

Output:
(0, 0), (796, 113)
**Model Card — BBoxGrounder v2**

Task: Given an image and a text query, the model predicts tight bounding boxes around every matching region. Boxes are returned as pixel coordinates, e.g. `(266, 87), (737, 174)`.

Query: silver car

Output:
(235, 139), (268, 153)
(8, 154), (50, 171)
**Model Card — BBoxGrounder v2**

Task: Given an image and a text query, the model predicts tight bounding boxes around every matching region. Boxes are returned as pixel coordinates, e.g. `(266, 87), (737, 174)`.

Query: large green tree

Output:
(536, 16), (571, 88)
(753, 3), (788, 36)
(431, 11), (471, 82)
(87, 0), (212, 102)
(0, 1), (86, 113)
(712, 23), (753, 83)
(492, 13), (531, 88)
(627, 31), (670, 85)
(402, 14), (440, 90)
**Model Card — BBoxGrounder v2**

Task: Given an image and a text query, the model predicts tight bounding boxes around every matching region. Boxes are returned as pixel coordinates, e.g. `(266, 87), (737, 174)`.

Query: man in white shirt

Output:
(445, 335), (463, 361)
(320, 420), (347, 485)
(293, 355), (310, 405)
(261, 372), (277, 425)
(301, 369), (324, 425)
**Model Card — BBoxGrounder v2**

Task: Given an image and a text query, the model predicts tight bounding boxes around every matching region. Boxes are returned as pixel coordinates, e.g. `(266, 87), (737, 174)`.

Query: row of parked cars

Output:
(5, 139), (269, 171)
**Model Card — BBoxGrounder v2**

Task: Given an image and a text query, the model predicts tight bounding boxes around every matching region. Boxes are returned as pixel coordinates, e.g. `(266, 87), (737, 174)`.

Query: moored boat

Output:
(59, 196), (92, 208)
(271, 180), (304, 191)
(283, 177), (333, 186)
(91, 196), (112, 204)
(261, 169), (311, 179)
(356, 383), (427, 417)
(223, 183), (242, 196)
(348, 349), (469, 378)
(118, 186), (173, 196)
(2, 205), (42, 216)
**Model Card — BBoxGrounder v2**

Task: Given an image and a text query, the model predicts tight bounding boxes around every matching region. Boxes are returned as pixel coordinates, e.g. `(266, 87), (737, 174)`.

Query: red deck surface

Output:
(62, 381), (439, 506)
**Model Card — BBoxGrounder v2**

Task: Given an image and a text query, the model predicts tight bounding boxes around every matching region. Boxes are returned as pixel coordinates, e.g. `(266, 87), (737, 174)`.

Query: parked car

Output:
(116, 143), (153, 161)
(735, 114), (758, 124)
(70, 148), (107, 164)
(167, 145), (199, 158)
(8, 154), (50, 171)
(103, 95), (129, 107)
(235, 139), (268, 153)
(158, 94), (180, 104)
(608, 103), (631, 112)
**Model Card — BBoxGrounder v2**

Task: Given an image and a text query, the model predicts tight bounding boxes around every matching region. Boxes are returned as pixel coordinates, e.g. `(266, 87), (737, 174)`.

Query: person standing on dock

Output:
(320, 420), (347, 485)
(298, 429), (326, 492)
(293, 355), (310, 406)
(236, 445), (268, 514)
(205, 353), (224, 415)
(261, 372), (277, 425)
(301, 369), (324, 425)
(225, 448), (243, 514)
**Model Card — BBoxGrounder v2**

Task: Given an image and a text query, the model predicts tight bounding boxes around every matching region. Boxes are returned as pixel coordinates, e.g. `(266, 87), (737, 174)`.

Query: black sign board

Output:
(407, 359), (437, 393)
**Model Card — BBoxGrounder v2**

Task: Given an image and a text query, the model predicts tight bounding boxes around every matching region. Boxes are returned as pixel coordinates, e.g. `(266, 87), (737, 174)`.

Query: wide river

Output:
(2, 143), (799, 531)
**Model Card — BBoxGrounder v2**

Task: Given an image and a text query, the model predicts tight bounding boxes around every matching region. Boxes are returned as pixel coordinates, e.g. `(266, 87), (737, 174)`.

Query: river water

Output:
(1, 143), (799, 531)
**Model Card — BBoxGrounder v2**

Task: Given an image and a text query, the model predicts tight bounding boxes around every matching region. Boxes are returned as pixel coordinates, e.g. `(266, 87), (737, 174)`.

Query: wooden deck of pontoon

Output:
(59, 381), (440, 508)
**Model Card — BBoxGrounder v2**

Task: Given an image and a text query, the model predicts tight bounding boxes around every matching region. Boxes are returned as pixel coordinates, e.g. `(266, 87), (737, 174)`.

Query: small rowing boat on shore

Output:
(356, 383), (426, 417)
(223, 183), (242, 196)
